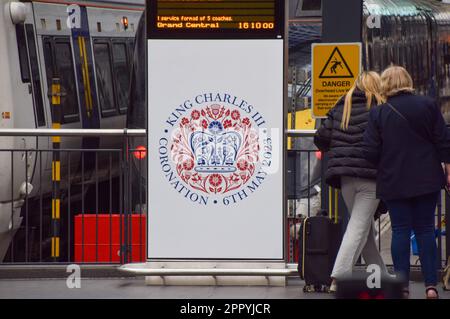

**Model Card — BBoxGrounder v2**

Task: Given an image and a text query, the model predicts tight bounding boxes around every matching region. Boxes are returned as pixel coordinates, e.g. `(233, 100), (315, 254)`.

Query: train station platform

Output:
(0, 277), (448, 299)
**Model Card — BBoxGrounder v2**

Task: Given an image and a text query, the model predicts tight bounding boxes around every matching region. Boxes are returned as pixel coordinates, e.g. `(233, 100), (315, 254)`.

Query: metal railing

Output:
(0, 129), (146, 264)
(0, 128), (146, 137)
(0, 128), (447, 273)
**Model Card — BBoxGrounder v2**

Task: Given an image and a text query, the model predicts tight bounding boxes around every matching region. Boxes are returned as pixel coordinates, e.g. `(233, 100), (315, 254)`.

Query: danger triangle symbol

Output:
(319, 47), (354, 79)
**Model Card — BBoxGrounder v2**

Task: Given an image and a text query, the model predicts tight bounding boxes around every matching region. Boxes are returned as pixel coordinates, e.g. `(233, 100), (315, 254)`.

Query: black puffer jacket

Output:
(314, 89), (377, 188)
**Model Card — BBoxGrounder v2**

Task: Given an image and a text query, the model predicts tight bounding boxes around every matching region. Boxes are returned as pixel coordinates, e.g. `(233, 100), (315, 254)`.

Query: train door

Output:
(87, 7), (141, 185)
(87, 7), (140, 147)
(32, 3), (83, 196)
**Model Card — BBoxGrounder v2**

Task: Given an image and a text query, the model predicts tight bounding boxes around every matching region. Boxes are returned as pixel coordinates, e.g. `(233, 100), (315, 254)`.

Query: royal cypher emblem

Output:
(171, 104), (259, 195)
(157, 93), (272, 206)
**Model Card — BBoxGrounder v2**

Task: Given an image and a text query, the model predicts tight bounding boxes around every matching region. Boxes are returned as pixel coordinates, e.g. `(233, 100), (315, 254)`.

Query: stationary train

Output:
(0, 0), (144, 261)
(363, 0), (450, 120)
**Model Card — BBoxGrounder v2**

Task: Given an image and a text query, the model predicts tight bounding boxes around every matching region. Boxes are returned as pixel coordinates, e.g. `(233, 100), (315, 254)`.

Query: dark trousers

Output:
(386, 192), (439, 287)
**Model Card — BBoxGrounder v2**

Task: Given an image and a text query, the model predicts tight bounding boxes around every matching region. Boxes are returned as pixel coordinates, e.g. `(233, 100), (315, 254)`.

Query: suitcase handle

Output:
(328, 187), (339, 224)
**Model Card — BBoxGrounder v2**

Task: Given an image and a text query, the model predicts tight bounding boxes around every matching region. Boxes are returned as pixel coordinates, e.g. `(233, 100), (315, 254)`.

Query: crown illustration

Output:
(189, 120), (242, 173)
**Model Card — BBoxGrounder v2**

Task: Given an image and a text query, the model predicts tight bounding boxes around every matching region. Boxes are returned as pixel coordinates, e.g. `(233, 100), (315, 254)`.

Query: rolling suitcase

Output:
(297, 208), (343, 292)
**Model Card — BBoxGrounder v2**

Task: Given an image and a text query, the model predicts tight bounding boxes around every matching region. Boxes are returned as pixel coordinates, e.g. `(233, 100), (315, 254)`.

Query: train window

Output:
(380, 42), (389, 70)
(43, 41), (53, 84)
(16, 24), (30, 83)
(415, 44), (420, 85)
(403, 42), (410, 74)
(392, 42), (399, 66)
(93, 41), (117, 116)
(366, 43), (373, 70)
(420, 40), (428, 93)
(398, 43), (405, 69)
(55, 42), (79, 121)
(127, 16), (146, 130)
(372, 41), (380, 72)
(112, 42), (130, 113)
(127, 39), (135, 67)
(43, 37), (80, 124)
(25, 24), (46, 127)
(411, 44), (420, 85)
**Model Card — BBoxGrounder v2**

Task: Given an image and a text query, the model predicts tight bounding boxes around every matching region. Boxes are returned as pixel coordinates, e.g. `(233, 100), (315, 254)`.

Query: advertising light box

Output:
(147, 0), (285, 260)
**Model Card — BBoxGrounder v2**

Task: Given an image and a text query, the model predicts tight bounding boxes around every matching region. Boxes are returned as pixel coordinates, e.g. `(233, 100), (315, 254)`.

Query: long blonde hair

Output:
(381, 66), (414, 98)
(341, 71), (384, 130)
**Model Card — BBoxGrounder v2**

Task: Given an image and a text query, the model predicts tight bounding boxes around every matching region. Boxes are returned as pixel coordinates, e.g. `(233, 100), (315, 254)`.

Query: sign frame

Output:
(311, 42), (362, 119)
(146, 2), (288, 262)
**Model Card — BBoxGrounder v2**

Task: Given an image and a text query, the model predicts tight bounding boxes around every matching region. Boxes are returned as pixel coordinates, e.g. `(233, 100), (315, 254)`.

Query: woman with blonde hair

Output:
(364, 66), (450, 299)
(314, 71), (389, 291)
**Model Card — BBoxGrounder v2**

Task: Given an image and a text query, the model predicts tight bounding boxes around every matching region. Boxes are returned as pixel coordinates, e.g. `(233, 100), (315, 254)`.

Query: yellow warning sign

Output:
(312, 43), (361, 118)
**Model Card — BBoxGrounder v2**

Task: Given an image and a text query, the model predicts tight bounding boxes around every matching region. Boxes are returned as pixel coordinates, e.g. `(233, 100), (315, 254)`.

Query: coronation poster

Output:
(147, 2), (285, 260)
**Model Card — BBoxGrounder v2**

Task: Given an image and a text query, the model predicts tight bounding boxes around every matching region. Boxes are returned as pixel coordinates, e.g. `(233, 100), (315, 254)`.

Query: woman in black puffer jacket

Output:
(314, 71), (388, 291)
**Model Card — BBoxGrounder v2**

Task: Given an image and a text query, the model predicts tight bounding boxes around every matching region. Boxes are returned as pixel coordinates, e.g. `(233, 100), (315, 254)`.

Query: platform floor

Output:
(0, 278), (448, 299)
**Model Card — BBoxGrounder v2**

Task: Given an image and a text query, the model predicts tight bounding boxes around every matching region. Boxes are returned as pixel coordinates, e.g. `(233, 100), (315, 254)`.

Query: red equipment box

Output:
(74, 214), (146, 263)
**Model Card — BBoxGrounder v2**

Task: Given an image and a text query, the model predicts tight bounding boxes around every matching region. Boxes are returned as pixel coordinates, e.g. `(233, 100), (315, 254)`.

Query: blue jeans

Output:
(386, 192), (439, 287)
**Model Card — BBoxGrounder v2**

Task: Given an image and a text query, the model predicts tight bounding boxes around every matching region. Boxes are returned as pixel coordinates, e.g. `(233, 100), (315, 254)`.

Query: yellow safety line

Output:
(52, 161), (60, 181)
(51, 79), (61, 260)
(79, 37), (93, 117)
(52, 122), (61, 143)
(78, 37), (89, 115)
(51, 83), (61, 105)
(52, 199), (60, 219)
(82, 37), (93, 113)
(51, 237), (60, 258)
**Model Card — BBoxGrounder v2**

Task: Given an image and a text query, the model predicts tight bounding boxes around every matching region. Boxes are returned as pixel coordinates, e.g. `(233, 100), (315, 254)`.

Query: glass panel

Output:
(127, 16), (146, 129)
(112, 42), (130, 112)
(43, 40), (54, 80)
(94, 42), (116, 113)
(25, 24), (46, 126)
(16, 24), (30, 83)
(54, 41), (79, 119)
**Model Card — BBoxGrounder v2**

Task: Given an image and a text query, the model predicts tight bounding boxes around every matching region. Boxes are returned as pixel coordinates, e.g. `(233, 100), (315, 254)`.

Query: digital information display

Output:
(147, 0), (284, 39)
